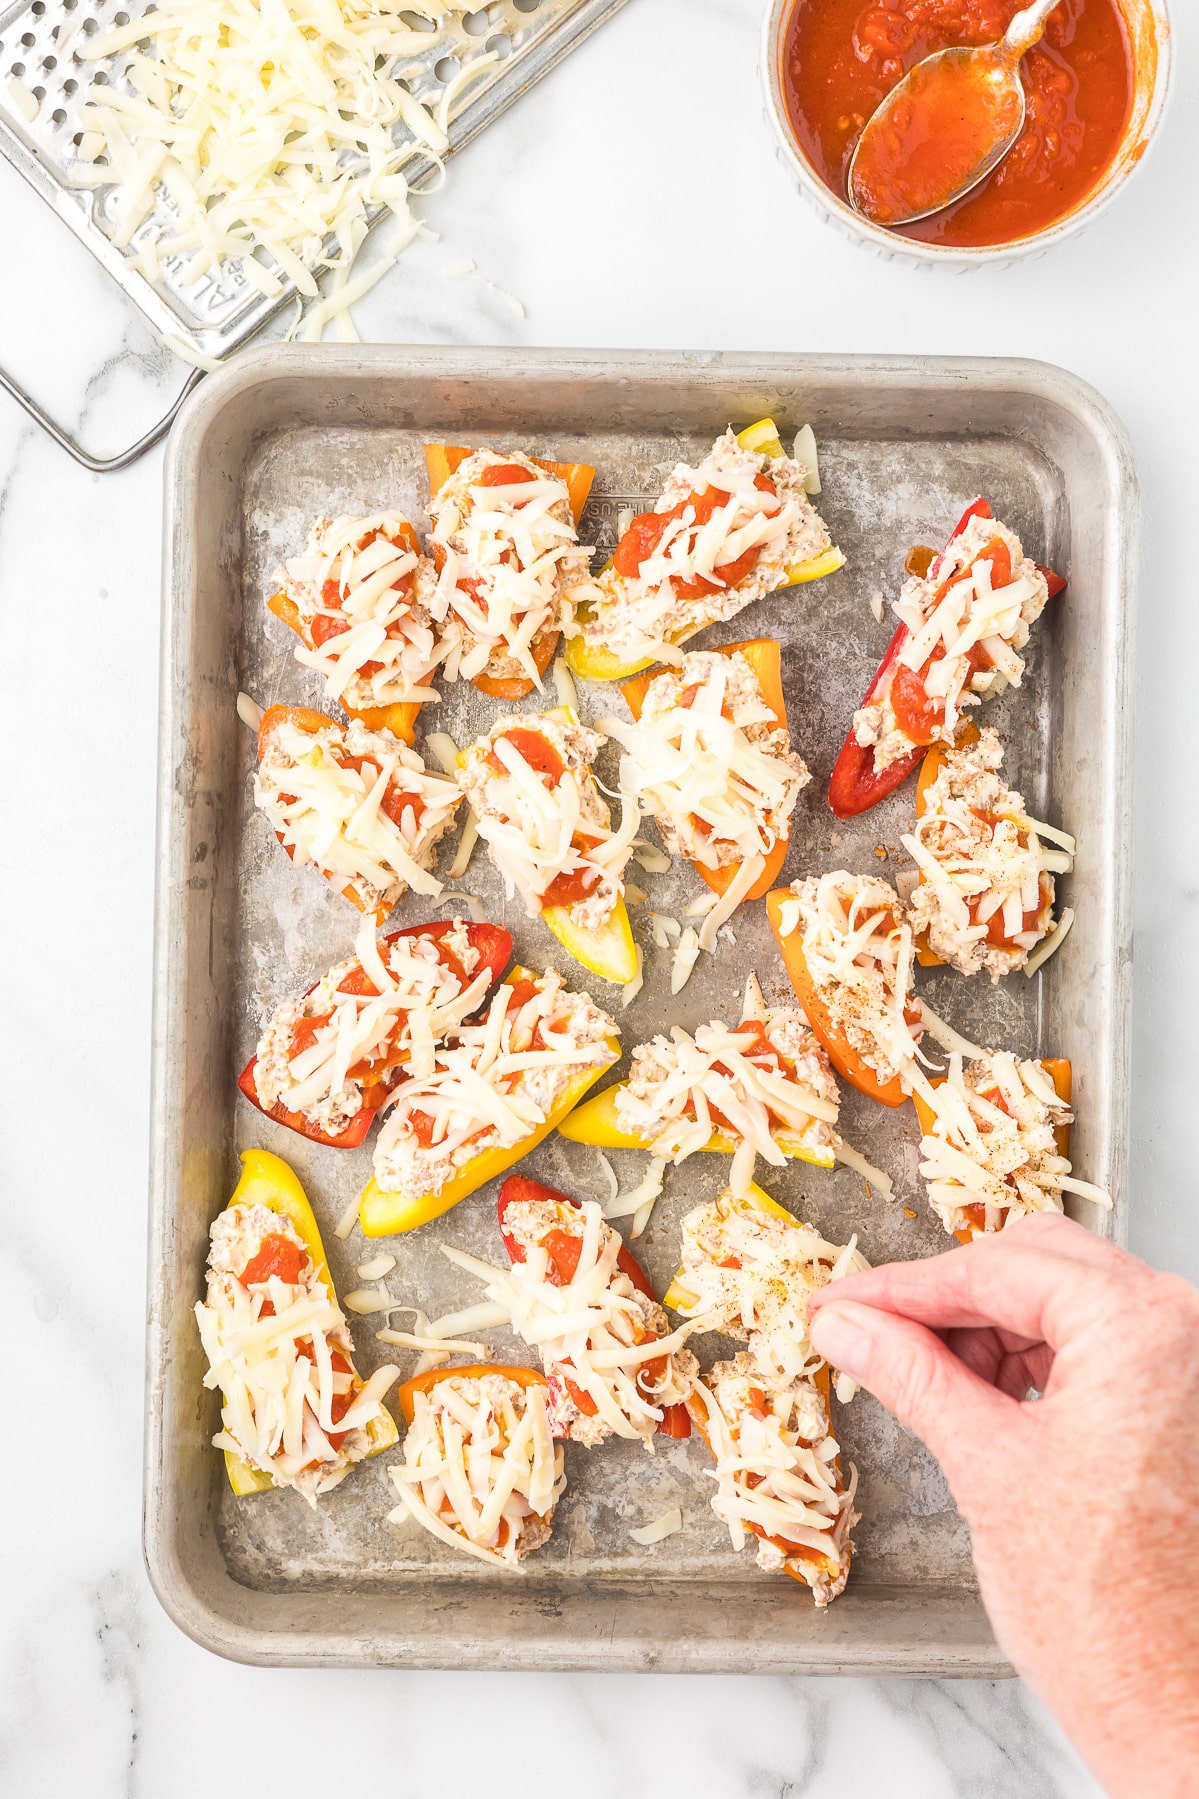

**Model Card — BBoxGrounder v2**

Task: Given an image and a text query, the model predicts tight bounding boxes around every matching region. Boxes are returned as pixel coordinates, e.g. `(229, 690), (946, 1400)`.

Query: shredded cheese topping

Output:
(445, 1196), (699, 1450)
(776, 872), (927, 1091)
(904, 727), (1073, 981)
(274, 514), (446, 712)
(254, 712), (461, 917)
(692, 1357), (857, 1608)
(575, 430), (831, 664)
(920, 1052), (1112, 1237)
(387, 1372), (564, 1567)
(616, 994), (841, 1197)
(854, 512), (1051, 770)
(195, 1202), (398, 1504)
(458, 711), (638, 926)
(601, 649), (809, 870)
(250, 914), (490, 1137)
(371, 969), (618, 1201)
(670, 1187), (868, 1390)
(427, 450), (591, 688)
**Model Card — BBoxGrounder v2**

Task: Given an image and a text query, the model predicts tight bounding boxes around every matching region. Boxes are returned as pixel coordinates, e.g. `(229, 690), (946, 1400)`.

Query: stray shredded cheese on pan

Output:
(629, 1508), (682, 1546)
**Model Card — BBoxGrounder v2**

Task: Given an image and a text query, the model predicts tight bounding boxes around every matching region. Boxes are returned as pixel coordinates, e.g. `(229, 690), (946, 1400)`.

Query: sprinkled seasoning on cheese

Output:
(195, 1202), (398, 1504)
(903, 727), (1073, 981)
(444, 1196), (698, 1449)
(371, 970), (618, 1202)
(254, 713), (461, 917)
(458, 711), (638, 930)
(853, 512), (1051, 772)
(919, 1052), (1111, 1238)
(575, 429), (831, 666)
(427, 450), (592, 688)
(388, 1371), (564, 1567)
(601, 649), (809, 870)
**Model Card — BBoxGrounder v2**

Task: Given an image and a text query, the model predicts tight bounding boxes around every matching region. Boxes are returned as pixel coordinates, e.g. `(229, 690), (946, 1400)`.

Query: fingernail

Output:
(809, 1301), (874, 1380)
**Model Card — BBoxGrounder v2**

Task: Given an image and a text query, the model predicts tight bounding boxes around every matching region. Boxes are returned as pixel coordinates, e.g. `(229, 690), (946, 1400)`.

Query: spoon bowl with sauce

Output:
(847, 0), (1066, 228)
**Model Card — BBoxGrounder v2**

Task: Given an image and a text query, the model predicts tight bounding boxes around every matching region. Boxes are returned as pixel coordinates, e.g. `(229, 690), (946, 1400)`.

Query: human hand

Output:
(808, 1213), (1199, 1799)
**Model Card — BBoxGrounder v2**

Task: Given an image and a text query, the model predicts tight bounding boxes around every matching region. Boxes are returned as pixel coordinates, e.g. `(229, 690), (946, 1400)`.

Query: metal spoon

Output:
(848, 0), (1066, 228)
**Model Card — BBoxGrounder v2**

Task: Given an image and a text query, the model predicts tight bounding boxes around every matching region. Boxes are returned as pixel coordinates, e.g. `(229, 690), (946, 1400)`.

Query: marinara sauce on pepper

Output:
(781, 0), (1133, 248)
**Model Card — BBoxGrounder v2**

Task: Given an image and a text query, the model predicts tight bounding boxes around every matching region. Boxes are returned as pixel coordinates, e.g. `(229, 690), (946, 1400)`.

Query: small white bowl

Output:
(760, 0), (1173, 270)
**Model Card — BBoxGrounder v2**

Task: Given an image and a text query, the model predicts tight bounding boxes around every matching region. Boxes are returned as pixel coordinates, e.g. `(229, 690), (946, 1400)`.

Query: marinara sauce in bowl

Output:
(761, 0), (1170, 263)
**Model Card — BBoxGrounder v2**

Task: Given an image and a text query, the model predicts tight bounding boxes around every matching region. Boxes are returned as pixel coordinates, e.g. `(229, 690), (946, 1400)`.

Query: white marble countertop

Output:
(2, 0), (1195, 1790)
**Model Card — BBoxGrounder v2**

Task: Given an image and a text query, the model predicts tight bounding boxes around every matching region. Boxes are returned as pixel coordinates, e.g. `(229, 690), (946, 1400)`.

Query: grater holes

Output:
(92, 69), (108, 84)
(399, 10), (436, 29)
(20, 31), (35, 46)
(10, 62), (24, 77)
(433, 54), (459, 82)
(513, 0), (543, 11)
(42, 54), (56, 70)
(63, 77), (77, 94)
(462, 9), (489, 32)
(484, 31), (512, 57)
(32, 83), (44, 99)
(114, 10), (130, 21)
(81, 17), (99, 34)
(51, 106), (65, 124)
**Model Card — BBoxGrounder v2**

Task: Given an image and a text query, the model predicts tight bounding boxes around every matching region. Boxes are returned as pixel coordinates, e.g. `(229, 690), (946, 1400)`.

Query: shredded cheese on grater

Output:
(444, 1196), (699, 1449)
(254, 712), (461, 918)
(775, 872), (928, 1092)
(691, 1357), (857, 1608)
(458, 711), (638, 927)
(195, 1201), (398, 1504)
(273, 514), (447, 713)
(853, 511), (1051, 772)
(615, 993), (841, 1197)
(670, 1186), (868, 1390)
(371, 969), (618, 1202)
(919, 1052), (1112, 1238)
(249, 915), (492, 1137)
(387, 1371), (564, 1567)
(427, 450), (592, 688)
(575, 429), (831, 667)
(903, 727), (1073, 981)
(601, 648), (809, 871)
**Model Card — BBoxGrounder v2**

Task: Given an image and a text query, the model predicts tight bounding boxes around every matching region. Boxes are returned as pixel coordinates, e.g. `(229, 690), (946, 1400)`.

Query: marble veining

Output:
(0, 0), (1194, 1789)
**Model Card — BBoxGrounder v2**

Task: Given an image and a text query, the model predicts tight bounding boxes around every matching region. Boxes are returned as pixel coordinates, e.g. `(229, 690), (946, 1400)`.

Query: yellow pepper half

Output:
(557, 1083), (837, 1172)
(216, 1148), (399, 1495)
(358, 969), (622, 1237)
(566, 419), (847, 682)
(662, 1180), (795, 1313)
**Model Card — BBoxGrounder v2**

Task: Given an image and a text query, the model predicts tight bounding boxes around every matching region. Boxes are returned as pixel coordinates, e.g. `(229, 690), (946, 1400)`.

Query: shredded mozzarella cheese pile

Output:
(371, 972), (617, 1199)
(601, 650), (809, 868)
(445, 1197), (699, 1448)
(275, 514), (447, 710)
(920, 1052), (1112, 1236)
(71, 0), (471, 313)
(670, 1188), (867, 1390)
(195, 1202), (398, 1504)
(428, 451), (591, 687)
(254, 713), (460, 915)
(251, 914), (490, 1132)
(616, 1007), (840, 1196)
(459, 713), (638, 921)
(692, 1358), (856, 1607)
(388, 1372), (563, 1567)
(904, 728), (1073, 980)
(776, 872), (928, 1092)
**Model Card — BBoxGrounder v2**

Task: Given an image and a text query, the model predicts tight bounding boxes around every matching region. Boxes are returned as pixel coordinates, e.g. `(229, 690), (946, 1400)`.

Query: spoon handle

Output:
(1001, 0), (1065, 60)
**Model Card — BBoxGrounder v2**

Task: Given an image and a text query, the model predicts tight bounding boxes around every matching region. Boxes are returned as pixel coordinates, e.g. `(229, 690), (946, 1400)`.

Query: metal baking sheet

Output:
(148, 346), (1137, 1673)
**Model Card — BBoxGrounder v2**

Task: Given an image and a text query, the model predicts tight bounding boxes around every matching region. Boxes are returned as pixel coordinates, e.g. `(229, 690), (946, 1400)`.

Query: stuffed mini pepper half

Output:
(268, 512), (443, 744)
(253, 704), (461, 921)
(441, 1175), (697, 1448)
(237, 915), (511, 1148)
(830, 499), (1064, 819)
(424, 445), (594, 697)
(359, 966), (620, 1235)
(194, 1149), (399, 1503)
(456, 706), (639, 984)
(568, 420), (842, 681)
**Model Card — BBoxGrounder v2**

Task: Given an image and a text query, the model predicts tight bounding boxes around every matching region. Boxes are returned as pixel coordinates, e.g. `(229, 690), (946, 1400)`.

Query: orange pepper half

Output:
(620, 638), (791, 903)
(765, 885), (907, 1107)
(396, 1363), (546, 1426)
(912, 1058), (1072, 1243)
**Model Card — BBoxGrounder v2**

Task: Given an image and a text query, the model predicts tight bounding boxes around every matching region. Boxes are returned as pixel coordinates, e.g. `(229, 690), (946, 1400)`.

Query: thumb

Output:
(810, 1298), (1020, 1481)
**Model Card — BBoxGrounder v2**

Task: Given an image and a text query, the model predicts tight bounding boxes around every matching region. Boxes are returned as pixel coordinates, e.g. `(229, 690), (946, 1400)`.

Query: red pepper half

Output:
(496, 1174), (690, 1439)
(827, 499), (1066, 820)
(238, 920), (512, 1149)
